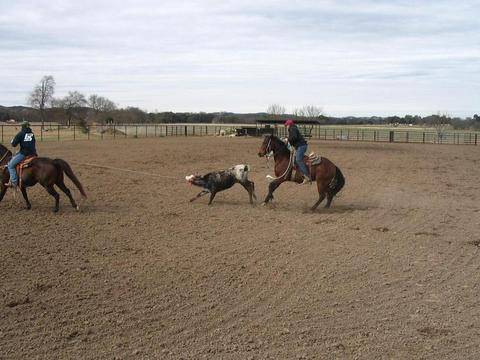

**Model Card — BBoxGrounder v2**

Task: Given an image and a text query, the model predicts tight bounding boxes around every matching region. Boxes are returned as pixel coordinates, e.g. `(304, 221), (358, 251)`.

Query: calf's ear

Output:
(244, 165), (249, 171)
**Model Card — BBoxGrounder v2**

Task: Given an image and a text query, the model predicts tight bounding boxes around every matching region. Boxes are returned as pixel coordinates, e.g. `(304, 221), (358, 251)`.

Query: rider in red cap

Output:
(285, 119), (311, 184)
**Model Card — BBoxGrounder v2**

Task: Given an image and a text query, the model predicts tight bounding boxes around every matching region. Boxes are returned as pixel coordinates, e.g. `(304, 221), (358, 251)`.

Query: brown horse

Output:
(257, 135), (345, 211)
(0, 144), (87, 212)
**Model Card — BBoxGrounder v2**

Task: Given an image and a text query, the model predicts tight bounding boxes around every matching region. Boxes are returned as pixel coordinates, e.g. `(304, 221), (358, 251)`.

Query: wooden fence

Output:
(0, 123), (477, 145)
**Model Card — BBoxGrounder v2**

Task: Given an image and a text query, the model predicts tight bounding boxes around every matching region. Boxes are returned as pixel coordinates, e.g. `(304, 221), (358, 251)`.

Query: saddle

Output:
(16, 156), (36, 187)
(292, 152), (322, 181)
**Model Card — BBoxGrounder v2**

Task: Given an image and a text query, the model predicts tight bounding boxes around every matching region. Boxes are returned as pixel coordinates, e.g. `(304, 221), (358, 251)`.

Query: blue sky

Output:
(0, 0), (479, 116)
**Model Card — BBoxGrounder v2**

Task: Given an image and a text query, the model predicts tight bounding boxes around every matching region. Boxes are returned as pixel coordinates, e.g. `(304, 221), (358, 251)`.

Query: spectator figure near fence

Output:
(285, 119), (311, 184)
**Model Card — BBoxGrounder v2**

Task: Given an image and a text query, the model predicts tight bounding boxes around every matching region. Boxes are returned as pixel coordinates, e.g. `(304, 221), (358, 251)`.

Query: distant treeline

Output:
(1, 105), (479, 130)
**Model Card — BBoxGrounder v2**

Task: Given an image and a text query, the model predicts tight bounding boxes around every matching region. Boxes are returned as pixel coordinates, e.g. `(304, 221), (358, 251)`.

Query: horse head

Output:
(258, 134), (274, 157)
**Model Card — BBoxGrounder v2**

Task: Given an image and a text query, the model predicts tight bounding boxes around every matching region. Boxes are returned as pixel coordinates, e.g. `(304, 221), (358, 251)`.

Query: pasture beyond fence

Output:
(0, 123), (478, 145)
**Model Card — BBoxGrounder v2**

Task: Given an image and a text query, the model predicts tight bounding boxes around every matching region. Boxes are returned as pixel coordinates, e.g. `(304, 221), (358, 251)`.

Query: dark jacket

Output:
(11, 127), (37, 156)
(287, 125), (307, 149)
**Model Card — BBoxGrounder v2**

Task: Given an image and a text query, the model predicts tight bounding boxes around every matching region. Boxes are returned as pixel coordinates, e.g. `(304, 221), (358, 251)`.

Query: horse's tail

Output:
(53, 159), (87, 198)
(331, 166), (345, 196)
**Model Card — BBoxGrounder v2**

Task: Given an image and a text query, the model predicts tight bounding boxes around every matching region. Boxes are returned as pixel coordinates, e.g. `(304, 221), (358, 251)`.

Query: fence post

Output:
(374, 131), (377, 142)
(73, 125), (76, 140)
(1, 125), (3, 143)
(113, 124), (116, 139)
(87, 126), (90, 140)
(389, 131), (394, 143)
(475, 133), (477, 145)
(135, 125), (138, 138)
(155, 124), (157, 137)
(101, 125), (104, 140)
(423, 132), (425, 143)
(185, 125), (187, 136)
(58, 125), (60, 141)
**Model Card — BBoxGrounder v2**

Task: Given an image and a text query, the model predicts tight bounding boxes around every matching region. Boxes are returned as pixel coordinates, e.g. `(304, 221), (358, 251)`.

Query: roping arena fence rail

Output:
(0, 123), (478, 145)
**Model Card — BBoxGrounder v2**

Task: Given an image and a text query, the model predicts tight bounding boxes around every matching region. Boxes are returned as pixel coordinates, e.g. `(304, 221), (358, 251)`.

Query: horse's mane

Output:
(0, 143), (12, 165)
(0, 143), (10, 156)
(269, 135), (290, 156)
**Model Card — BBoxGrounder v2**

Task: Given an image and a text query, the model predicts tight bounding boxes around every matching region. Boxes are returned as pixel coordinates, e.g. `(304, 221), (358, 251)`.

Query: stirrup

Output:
(300, 177), (312, 185)
(4, 181), (18, 189)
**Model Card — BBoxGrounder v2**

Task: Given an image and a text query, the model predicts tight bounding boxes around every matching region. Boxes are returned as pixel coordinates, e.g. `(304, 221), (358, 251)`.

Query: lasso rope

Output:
(73, 162), (180, 180)
(265, 138), (296, 182)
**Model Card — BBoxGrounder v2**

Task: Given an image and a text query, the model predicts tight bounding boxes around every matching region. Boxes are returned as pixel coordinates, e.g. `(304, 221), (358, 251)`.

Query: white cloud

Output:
(0, 0), (479, 116)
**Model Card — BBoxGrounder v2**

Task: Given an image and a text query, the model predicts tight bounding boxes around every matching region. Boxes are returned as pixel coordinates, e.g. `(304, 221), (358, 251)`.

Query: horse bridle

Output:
(265, 136), (272, 154)
(263, 135), (295, 180)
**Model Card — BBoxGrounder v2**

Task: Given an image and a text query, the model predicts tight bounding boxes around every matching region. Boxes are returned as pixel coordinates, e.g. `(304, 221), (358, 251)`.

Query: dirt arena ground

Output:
(1, 137), (479, 359)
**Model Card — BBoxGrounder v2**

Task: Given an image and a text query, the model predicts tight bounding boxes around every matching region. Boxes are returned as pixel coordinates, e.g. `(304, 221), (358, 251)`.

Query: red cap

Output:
(284, 119), (294, 126)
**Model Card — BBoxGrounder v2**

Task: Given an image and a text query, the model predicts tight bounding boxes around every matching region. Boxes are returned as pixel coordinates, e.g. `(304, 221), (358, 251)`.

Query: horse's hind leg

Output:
(56, 180), (78, 210)
(43, 184), (60, 212)
(311, 180), (329, 211)
(325, 192), (334, 208)
(311, 192), (326, 212)
(20, 186), (31, 209)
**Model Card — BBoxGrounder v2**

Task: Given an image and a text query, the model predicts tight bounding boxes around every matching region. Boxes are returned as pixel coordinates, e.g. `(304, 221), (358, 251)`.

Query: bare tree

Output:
(28, 75), (56, 129)
(292, 107), (305, 118)
(301, 105), (323, 122)
(431, 112), (451, 143)
(88, 94), (116, 115)
(56, 91), (87, 127)
(266, 104), (286, 120)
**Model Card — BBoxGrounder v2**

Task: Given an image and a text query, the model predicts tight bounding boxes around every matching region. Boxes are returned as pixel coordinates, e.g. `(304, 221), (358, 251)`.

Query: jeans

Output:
(295, 144), (310, 178)
(7, 153), (25, 185)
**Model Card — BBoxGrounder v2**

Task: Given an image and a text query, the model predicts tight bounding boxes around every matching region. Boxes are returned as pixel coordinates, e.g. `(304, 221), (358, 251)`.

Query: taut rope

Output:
(73, 162), (180, 180)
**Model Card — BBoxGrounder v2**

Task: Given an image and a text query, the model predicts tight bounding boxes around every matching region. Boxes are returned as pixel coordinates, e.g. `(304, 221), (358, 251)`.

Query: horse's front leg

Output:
(263, 179), (282, 204)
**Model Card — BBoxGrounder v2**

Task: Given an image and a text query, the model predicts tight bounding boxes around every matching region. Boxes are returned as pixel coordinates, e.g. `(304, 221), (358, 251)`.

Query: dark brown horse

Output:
(258, 135), (345, 211)
(0, 144), (87, 212)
